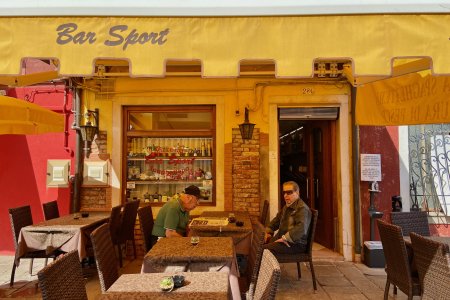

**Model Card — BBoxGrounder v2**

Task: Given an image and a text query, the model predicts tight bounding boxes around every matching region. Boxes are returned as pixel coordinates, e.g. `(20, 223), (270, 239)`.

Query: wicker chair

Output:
(410, 232), (450, 300)
(391, 211), (430, 236)
(8, 205), (57, 287)
(241, 220), (266, 298)
(137, 205), (156, 253)
(249, 249), (281, 300)
(260, 200), (269, 225)
(114, 200), (139, 267)
(273, 208), (318, 290)
(109, 205), (123, 266)
(90, 223), (120, 292)
(376, 219), (421, 300)
(42, 200), (60, 221)
(37, 250), (88, 300)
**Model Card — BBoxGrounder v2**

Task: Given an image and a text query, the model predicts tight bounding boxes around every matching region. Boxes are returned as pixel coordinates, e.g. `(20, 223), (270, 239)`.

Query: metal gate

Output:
(409, 124), (450, 222)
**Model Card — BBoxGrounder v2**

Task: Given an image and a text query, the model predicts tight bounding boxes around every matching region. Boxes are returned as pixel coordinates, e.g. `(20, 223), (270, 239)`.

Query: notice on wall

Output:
(360, 154), (381, 182)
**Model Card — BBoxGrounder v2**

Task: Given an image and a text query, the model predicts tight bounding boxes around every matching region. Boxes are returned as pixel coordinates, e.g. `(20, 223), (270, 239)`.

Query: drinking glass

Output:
(190, 235), (200, 246)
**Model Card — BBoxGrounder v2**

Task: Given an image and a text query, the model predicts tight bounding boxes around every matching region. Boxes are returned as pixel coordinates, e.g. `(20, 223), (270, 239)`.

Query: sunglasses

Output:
(282, 190), (294, 195)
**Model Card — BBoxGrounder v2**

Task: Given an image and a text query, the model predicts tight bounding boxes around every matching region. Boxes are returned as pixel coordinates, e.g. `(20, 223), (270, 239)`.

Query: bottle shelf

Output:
(127, 157), (213, 161)
(128, 180), (211, 185)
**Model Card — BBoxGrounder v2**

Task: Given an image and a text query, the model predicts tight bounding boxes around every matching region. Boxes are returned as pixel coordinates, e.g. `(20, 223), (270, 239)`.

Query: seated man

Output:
(152, 185), (200, 240)
(264, 181), (312, 255)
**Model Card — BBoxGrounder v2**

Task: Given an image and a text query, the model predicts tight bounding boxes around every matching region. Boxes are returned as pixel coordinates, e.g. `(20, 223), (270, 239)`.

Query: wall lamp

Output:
(239, 107), (255, 140)
(79, 108), (99, 158)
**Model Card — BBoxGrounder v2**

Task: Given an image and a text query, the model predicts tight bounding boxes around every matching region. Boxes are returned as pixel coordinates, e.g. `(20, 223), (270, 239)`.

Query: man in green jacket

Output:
(264, 181), (312, 254)
(152, 185), (200, 240)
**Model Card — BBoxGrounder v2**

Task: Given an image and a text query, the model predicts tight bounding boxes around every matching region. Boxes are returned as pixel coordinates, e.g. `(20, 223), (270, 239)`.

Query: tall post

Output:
(368, 181), (382, 240)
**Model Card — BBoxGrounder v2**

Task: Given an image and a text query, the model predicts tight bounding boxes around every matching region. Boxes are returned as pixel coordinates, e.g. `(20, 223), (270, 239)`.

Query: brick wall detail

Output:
(80, 130), (111, 211)
(224, 143), (233, 211)
(91, 130), (107, 154)
(232, 128), (260, 219)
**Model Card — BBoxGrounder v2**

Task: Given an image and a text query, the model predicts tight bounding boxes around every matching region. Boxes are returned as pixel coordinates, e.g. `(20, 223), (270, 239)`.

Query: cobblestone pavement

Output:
(0, 247), (417, 299)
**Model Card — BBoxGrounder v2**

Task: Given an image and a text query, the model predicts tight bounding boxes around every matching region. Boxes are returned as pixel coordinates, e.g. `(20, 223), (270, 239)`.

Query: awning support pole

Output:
(71, 88), (82, 213)
(351, 86), (362, 254)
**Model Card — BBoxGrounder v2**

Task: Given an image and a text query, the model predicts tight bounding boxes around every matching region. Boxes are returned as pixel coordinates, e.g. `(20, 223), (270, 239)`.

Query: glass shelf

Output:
(123, 105), (216, 206)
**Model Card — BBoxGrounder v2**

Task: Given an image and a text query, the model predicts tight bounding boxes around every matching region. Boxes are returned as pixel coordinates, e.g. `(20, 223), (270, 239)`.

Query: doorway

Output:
(279, 109), (337, 250)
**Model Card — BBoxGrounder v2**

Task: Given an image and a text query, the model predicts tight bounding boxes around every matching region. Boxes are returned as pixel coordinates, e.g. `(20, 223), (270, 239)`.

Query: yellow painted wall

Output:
(85, 77), (350, 154)
(83, 77), (350, 218)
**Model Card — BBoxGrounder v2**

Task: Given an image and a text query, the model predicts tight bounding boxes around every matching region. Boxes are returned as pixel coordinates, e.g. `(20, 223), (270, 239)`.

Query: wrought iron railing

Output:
(409, 124), (450, 224)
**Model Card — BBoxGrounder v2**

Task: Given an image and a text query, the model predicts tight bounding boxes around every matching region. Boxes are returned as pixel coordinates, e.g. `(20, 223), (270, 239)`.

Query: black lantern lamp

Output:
(79, 109), (99, 158)
(239, 107), (255, 140)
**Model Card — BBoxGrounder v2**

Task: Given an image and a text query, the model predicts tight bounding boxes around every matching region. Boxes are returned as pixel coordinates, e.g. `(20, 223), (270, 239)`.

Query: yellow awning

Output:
(0, 71), (59, 87)
(356, 74), (450, 126)
(0, 95), (64, 135)
(0, 15), (449, 78)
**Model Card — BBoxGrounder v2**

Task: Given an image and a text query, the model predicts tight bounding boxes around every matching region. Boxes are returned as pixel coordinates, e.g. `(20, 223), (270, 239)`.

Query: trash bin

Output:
(363, 241), (385, 268)
(392, 195), (402, 212)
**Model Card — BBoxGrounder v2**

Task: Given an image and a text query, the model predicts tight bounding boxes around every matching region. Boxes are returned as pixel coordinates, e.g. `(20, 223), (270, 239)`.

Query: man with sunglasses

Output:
(264, 181), (312, 254)
(152, 185), (200, 241)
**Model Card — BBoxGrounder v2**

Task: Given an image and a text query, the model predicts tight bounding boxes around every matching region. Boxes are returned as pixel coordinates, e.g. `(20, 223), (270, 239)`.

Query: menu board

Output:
(360, 154), (381, 182)
(190, 217), (229, 226)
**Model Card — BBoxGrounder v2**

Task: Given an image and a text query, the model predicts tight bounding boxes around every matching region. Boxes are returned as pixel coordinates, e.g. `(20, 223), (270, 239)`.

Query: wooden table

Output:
(141, 237), (241, 300)
(16, 212), (109, 263)
(189, 211), (253, 255)
(142, 237), (236, 273)
(100, 272), (229, 300)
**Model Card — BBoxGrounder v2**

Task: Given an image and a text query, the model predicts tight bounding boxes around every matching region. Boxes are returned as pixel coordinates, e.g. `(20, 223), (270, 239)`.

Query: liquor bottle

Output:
(153, 191), (159, 202)
(207, 142), (212, 157)
(201, 142), (205, 157)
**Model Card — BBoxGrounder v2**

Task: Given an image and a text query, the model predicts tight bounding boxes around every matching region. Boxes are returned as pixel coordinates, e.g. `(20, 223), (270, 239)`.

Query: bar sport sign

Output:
(56, 23), (170, 50)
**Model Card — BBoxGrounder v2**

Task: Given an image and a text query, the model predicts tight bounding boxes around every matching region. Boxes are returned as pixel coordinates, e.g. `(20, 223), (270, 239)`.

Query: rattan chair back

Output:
(251, 249), (281, 300)
(274, 208), (318, 290)
(9, 205), (33, 249)
(391, 211), (430, 236)
(118, 200), (139, 241)
(37, 250), (88, 300)
(90, 223), (119, 292)
(109, 205), (122, 244)
(137, 205), (155, 253)
(245, 220), (266, 297)
(9, 205), (57, 287)
(410, 232), (450, 300)
(42, 200), (60, 220)
(376, 219), (421, 299)
(115, 200), (139, 266)
(260, 200), (269, 225)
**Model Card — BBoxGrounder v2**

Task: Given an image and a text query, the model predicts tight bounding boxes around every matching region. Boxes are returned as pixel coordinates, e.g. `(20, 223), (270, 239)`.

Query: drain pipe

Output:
(71, 88), (83, 213)
(351, 86), (362, 255)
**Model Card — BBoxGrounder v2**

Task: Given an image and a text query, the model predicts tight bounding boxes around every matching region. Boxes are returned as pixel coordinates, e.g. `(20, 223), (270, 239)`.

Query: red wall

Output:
(0, 85), (75, 254)
(359, 126), (400, 242)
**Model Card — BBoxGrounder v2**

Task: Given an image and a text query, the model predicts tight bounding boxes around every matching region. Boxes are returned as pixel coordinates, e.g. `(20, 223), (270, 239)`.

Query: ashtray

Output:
(236, 221), (244, 227)
(172, 274), (185, 288)
(81, 212), (89, 218)
(160, 276), (174, 292)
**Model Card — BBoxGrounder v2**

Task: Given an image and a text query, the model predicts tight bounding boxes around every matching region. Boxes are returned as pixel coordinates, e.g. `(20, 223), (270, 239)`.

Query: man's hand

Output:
(165, 229), (183, 238)
(275, 238), (291, 247)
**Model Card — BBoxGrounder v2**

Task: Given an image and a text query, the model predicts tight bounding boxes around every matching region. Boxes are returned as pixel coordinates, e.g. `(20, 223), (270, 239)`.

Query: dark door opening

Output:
(279, 115), (336, 250)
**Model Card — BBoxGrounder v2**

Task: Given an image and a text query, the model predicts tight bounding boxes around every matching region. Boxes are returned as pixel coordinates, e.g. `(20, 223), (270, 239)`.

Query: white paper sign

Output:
(360, 154), (381, 181)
